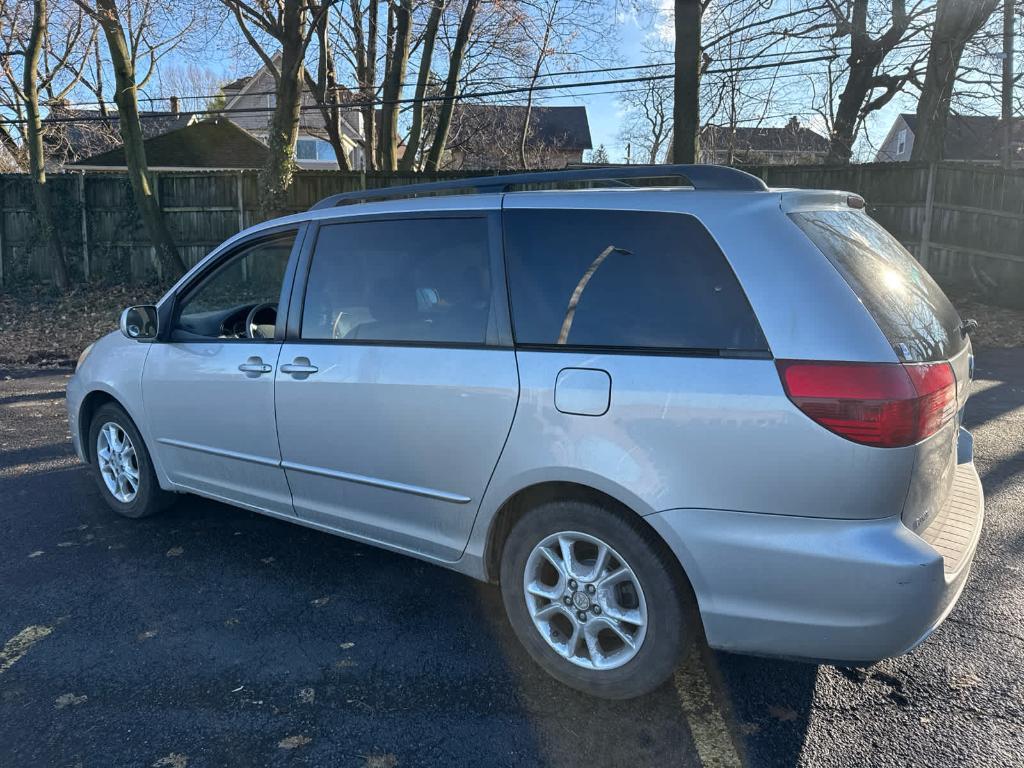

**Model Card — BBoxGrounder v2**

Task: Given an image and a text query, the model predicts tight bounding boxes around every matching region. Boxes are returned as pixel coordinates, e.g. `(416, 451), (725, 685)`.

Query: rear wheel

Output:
(500, 499), (695, 699)
(88, 403), (170, 519)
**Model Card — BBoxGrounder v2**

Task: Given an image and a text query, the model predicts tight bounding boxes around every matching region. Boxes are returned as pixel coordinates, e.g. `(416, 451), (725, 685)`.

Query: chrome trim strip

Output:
(281, 460), (472, 504)
(156, 438), (280, 468)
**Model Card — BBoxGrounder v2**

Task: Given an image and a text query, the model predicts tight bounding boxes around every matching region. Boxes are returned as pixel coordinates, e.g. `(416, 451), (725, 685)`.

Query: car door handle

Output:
(238, 356), (272, 375)
(279, 358), (318, 376)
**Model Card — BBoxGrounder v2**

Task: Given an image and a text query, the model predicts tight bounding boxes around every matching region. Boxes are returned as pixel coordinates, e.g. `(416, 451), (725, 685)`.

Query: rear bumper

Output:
(648, 461), (983, 663)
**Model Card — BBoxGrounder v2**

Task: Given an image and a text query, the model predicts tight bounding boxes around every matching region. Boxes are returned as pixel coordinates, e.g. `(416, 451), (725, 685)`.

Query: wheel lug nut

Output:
(563, 596), (572, 606)
(592, 605), (601, 615)
(585, 584), (596, 594)
(568, 579), (577, 591)
(577, 611), (587, 622)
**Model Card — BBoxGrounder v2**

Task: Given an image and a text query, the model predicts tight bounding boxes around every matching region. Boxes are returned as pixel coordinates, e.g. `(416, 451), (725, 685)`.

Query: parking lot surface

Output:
(1, 348), (1022, 767)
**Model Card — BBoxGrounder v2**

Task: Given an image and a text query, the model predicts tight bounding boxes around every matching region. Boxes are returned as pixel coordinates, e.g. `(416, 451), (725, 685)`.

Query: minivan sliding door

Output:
(274, 214), (517, 561)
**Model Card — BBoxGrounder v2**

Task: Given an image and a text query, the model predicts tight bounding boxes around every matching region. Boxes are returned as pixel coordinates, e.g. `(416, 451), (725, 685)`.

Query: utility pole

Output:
(1003, 0), (1016, 169)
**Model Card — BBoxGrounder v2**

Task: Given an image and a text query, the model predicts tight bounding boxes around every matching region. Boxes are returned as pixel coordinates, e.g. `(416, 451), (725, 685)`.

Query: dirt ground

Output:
(1, 283), (1021, 368)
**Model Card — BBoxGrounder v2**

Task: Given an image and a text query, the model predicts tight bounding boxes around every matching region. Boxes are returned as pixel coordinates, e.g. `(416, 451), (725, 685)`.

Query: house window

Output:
(296, 137), (335, 161)
(896, 129), (908, 156)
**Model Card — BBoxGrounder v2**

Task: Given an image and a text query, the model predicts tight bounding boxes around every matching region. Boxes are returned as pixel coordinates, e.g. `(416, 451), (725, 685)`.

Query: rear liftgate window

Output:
(790, 210), (966, 363)
(503, 209), (768, 354)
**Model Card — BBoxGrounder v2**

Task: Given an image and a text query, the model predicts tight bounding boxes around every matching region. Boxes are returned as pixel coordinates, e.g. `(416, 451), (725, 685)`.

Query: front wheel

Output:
(499, 499), (696, 699)
(88, 403), (171, 519)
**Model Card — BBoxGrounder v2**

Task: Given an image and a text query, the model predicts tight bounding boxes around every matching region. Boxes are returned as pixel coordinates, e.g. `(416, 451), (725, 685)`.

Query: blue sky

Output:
(164, 6), (918, 164)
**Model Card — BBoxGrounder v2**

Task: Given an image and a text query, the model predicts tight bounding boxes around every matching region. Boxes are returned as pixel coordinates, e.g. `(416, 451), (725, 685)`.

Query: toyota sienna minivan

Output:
(67, 165), (983, 699)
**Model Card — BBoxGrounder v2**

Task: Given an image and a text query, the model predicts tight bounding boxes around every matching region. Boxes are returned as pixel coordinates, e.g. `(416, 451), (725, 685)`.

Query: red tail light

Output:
(776, 360), (957, 448)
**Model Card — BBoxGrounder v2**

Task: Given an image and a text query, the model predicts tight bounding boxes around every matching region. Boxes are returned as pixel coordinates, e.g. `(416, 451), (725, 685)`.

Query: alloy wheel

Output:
(523, 531), (648, 670)
(96, 421), (140, 503)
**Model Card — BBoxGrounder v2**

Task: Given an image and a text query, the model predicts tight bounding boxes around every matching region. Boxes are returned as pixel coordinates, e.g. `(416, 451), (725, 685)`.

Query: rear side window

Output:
(503, 209), (767, 353)
(790, 210), (965, 362)
(301, 217), (492, 344)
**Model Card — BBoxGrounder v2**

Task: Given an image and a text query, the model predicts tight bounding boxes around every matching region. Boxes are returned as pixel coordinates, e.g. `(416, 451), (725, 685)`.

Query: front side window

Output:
(175, 232), (296, 339)
(503, 209), (767, 352)
(301, 218), (493, 344)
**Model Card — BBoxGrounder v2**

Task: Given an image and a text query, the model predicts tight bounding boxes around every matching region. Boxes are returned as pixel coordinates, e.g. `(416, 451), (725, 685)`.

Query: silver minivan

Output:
(67, 165), (984, 699)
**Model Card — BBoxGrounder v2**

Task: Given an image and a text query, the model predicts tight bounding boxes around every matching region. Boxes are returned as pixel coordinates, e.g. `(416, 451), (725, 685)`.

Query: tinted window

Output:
(301, 218), (492, 344)
(790, 210), (965, 362)
(503, 209), (767, 351)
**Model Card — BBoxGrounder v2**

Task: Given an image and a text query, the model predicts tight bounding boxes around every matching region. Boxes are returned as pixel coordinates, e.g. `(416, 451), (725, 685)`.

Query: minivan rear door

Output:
(789, 207), (973, 533)
(273, 213), (518, 562)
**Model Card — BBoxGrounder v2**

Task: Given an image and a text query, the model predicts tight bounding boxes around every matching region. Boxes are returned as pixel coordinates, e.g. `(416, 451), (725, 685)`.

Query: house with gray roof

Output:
(43, 99), (195, 168)
(698, 117), (830, 166)
(221, 57), (363, 170)
(875, 113), (1024, 165)
(71, 119), (269, 171)
(440, 105), (592, 170)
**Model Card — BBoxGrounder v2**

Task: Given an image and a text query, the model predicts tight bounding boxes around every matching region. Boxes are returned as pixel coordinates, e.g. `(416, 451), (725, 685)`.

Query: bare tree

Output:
(398, 0), (444, 171)
(156, 62), (225, 111)
(822, 1), (928, 163)
(912, 0), (1002, 161)
(2, 0), (91, 288)
(423, 0), (481, 171)
(379, 0), (412, 169)
(672, 0), (704, 164)
(306, 1), (352, 171)
(619, 60), (673, 164)
(512, 0), (608, 170)
(73, 0), (186, 275)
(220, 0), (322, 213)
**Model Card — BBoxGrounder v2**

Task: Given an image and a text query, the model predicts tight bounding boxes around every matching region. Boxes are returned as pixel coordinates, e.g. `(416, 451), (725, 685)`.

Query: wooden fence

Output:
(1, 163), (1022, 304)
(0, 170), (485, 286)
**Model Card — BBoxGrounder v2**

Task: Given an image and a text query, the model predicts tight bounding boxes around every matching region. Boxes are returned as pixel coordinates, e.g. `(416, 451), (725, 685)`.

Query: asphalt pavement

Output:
(1, 348), (1022, 768)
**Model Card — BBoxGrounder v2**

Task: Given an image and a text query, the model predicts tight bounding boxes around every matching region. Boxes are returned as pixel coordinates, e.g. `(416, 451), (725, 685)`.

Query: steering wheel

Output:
(245, 302), (278, 339)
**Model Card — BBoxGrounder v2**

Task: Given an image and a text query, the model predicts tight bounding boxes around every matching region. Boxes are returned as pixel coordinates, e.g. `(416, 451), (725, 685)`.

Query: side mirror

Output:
(119, 305), (159, 341)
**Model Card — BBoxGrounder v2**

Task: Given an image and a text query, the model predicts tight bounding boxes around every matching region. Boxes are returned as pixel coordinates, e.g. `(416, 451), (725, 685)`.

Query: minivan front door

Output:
(142, 228), (302, 516)
(274, 216), (518, 561)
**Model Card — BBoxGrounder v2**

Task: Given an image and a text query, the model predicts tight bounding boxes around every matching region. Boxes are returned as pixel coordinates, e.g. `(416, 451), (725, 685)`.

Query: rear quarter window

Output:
(790, 210), (965, 362)
(503, 209), (768, 354)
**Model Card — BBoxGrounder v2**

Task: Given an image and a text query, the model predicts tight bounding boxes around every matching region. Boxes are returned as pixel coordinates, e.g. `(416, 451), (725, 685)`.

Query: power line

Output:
(0, 51), (859, 127)
(29, 39), (936, 113)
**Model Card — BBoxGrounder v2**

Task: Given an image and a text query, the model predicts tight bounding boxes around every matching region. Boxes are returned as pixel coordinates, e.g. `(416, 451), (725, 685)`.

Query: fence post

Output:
(236, 170), (245, 233)
(78, 172), (90, 281)
(919, 162), (936, 266)
(150, 171), (160, 282)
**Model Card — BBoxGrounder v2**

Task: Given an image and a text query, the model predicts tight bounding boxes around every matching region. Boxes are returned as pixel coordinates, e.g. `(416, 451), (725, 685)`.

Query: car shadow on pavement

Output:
(1, 464), (759, 768)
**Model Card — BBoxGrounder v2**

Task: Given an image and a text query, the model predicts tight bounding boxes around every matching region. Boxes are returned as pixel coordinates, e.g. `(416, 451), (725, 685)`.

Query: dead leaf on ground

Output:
(54, 693), (88, 709)
(278, 735), (312, 749)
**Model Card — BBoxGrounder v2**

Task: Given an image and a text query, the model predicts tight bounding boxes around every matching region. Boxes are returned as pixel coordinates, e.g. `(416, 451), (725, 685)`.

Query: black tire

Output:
(88, 402), (171, 519)
(500, 499), (696, 699)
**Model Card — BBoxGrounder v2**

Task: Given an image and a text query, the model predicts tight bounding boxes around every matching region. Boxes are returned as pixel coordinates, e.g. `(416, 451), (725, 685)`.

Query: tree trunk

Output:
(94, 0), (184, 276)
(827, 56), (881, 163)
(254, 0), (307, 217)
(826, 0), (909, 164)
(424, 0), (481, 171)
(381, 0), (412, 171)
(672, 0), (701, 164)
(519, 5), (556, 171)
(25, 0), (70, 290)
(912, 0), (1000, 162)
(350, 0), (377, 171)
(398, 0), (444, 171)
(310, 5), (351, 171)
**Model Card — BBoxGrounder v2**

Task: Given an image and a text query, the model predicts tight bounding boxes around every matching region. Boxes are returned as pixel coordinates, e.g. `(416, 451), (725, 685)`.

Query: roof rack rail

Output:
(308, 164), (767, 211)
